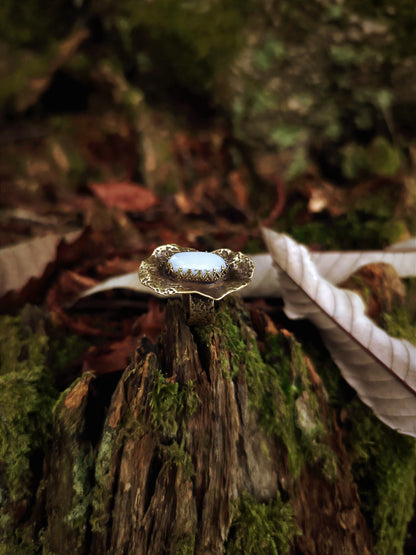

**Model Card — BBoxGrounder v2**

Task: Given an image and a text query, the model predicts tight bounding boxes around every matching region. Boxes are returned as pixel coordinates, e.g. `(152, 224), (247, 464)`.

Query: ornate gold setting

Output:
(165, 260), (228, 283)
(138, 244), (255, 325)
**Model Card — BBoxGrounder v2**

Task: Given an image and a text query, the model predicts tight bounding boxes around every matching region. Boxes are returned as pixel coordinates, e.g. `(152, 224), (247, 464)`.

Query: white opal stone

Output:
(168, 251), (226, 276)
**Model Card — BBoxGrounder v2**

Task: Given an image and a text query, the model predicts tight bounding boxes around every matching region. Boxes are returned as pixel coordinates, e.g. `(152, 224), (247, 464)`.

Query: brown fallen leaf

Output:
(46, 270), (112, 336)
(49, 269), (98, 303)
(134, 298), (165, 342)
(82, 335), (137, 375)
(97, 257), (140, 278)
(89, 182), (159, 212)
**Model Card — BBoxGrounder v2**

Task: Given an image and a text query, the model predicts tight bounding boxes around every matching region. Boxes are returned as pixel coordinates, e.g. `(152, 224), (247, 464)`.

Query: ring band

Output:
(184, 294), (215, 325)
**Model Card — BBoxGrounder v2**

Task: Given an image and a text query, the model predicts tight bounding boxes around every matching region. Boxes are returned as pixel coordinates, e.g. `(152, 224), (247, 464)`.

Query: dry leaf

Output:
(0, 230), (83, 301)
(247, 239), (416, 297)
(82, 336), (137, 375)
(89, 182), (159, 212)
(262, 228), (416, 437)
(310, 247), (416, 284)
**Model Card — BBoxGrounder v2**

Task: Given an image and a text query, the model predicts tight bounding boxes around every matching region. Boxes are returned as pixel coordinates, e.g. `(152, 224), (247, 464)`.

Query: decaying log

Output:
(33, 295), (375, 554)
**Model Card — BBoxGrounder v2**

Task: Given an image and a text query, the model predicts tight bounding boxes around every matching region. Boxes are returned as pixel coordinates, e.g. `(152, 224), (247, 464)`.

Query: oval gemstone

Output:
(168, 251), (226, 280)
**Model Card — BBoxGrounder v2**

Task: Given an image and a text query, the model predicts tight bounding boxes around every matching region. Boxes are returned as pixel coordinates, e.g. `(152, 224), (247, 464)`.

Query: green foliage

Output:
(271, 126), (305, 149)
(0, 314), (56, 502)
(226, 492), (300, 554)
(342, 137), (402, 179)
(227, 0), (414, 181)
(0, 48), (52, 110)
(253, 38), (286, 71)
(349, 0), (416, 57)
(108, 0), (252, 96)
(279, 183), (407, 251)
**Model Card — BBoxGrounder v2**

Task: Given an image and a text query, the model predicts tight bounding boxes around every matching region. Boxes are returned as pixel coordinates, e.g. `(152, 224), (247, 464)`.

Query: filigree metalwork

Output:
(166, 260), (227, 283)
(138, 244), (255, 325)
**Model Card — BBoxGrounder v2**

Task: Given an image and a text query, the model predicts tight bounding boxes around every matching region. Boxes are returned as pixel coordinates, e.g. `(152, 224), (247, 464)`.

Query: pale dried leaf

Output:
(241, 254), (280, 297)
(80, 272), (152, 298)
(386, 238), (416, 251)
(247, 240), (416, 296)
(0, 231), (82, 297)
(311, 248), (416, 284)
(262, 228), (416, 437)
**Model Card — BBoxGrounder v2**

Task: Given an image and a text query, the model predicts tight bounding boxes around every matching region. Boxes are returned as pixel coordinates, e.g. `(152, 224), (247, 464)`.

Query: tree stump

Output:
(4, 296), (416, 553)
(26, 295), (375, 554)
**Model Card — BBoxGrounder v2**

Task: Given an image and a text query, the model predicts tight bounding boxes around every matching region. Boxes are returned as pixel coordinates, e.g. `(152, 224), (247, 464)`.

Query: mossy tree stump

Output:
(2, 297), (415, 553)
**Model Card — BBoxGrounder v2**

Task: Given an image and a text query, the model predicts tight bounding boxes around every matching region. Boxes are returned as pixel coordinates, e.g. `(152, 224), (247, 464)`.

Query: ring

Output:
(138, 245), (254, 326)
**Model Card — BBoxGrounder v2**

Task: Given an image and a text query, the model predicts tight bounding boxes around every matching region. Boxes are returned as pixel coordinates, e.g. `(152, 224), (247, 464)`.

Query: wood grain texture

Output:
(37, 297), (372, 554)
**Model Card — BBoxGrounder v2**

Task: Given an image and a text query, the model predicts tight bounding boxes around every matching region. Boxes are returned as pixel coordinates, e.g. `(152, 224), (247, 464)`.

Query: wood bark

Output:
(32, 297), (372, 554)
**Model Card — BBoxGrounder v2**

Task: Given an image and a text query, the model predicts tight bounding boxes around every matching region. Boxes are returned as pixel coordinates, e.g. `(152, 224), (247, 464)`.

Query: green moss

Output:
(0, 313), (57, 549)
(278, 182), (407, 250)
(165, 438), (194, 480)
(213, 307), (257, 380)
(382, 307), (416, 345)
(226, 492), (300, 554)
(174, 533), (195, 555)
(65, 448), (94, 540)
(303, 301), (416, 554)
(347, 402), (416, 555)
(260, 333), (337, 480)
(0, 314), (56, 502)
(90, 429), (117, 534)
(48, 328), (89, 374)
(149, 371), (200, 438)
(203, 301), (337, 481)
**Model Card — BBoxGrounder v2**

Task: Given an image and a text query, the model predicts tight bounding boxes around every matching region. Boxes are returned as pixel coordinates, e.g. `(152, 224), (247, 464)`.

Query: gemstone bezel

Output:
(138, 244), (254, 301)
(166, 251), (228, 283)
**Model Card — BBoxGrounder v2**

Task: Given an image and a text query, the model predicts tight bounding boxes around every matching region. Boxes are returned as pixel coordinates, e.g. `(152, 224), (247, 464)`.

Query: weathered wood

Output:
(34, 296), (374, 554)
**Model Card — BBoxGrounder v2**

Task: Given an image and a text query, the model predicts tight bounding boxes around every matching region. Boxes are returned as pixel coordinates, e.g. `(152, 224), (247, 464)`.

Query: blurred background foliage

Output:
(2, 0), (416, 176)
(1, 0), (416, 246)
